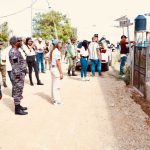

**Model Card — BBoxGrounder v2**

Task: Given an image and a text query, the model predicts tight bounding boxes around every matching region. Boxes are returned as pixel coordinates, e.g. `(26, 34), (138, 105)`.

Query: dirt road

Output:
(0, 61), (150, 150)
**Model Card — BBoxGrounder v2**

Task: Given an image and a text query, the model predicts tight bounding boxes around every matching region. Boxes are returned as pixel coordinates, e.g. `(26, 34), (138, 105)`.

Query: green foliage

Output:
(33, 10), (77, 42)
(0, 22), (10, 42)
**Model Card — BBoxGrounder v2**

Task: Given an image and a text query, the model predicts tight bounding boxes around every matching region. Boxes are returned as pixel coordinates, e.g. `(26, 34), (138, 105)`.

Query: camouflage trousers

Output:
(68, 57), (76, 72)
(12, 72), (25, 105)
(0, 65), (6, 82)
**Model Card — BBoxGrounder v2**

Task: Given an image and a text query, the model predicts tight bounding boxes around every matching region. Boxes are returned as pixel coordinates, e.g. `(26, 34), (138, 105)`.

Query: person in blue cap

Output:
(50, 39), (64, 105)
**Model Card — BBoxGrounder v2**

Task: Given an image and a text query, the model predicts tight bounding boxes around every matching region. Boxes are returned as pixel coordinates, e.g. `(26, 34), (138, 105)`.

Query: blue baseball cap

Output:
(52, 39), (62, 45)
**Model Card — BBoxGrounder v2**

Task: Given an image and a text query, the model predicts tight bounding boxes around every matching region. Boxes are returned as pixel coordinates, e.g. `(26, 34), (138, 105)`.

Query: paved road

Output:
(0, 61), (150, 150)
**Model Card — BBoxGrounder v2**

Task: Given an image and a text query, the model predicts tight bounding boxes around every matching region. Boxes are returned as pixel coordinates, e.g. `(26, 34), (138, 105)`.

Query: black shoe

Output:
(3, 81), (7, 88)
(72, 72), (77, 76)
(15, 105), (28, 115)
(68, 70), (71, 76)
(37, 81), (44, 85)
(0, 89), (2, 100)
(19, 104), (28, 111)
(30, 82), (34, 86)
(99, 73), (102, 76)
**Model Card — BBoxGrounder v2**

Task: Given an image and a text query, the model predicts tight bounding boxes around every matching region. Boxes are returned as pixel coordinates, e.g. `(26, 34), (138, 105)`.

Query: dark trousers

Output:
(7, 71), (13, 84)
(7, 71), (13, 97)
(0, 85), (2, 98)
(27, 56), (40, 84)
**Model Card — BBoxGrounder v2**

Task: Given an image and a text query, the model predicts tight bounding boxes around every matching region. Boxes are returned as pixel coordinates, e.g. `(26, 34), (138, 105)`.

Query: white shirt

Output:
(120, 54), (127, 58)
(0, 49), (6, 66)
(36, 42), (44, 53)
(19, 48), (26, 60)
(51, 48), (61, 66)
(88, 42), (99, 59)
(80, 46), (89, 57)
(5, 46), (12, 71)
(23, 45), (36, 56)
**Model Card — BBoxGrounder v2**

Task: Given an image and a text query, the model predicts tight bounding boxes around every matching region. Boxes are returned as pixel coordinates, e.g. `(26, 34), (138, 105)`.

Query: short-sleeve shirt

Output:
(67, 44), (76, 57)
(88, 42), (99, 59)
(80, 46), (89, 57)
(51, 48), (61, 66)
(36, 42), (44, 53)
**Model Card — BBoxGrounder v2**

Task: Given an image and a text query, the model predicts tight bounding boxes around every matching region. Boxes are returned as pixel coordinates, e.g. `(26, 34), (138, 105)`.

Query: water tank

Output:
(135, 15), (147, 32)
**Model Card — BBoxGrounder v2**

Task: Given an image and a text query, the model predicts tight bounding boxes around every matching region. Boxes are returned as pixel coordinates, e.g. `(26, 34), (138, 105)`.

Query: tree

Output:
(0, 22), (10, 42)
(33, 10), (77, 42)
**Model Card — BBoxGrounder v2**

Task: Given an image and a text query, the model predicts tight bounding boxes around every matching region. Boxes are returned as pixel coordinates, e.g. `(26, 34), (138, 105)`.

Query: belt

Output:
(81, 56), (88, 58)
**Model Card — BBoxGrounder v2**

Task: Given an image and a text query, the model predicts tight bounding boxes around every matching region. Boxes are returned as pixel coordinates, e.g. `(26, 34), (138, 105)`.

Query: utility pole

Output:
(31, 0), (33, 37)
(46, 0), (58, 39)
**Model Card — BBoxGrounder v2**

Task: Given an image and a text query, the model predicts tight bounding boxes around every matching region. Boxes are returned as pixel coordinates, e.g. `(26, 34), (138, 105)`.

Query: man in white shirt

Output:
(0, 41), (7, 87)
(5, 45), (13, 84)
(88, 36), (101, 76)
(35, 38), (45, 73)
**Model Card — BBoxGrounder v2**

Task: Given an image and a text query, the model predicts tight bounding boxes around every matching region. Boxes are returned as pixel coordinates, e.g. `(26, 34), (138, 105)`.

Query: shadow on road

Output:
(3, 87), (12, 97)
(35, 92), (53, 104)
(2, 98), (14, 113)
(2, 88), (14, 112)
(97, 62), (150, 149)
(107, 66), (123, 81)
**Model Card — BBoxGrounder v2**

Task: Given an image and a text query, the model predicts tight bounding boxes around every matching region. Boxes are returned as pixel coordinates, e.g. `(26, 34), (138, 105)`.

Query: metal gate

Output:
(133, 46), (146, 95)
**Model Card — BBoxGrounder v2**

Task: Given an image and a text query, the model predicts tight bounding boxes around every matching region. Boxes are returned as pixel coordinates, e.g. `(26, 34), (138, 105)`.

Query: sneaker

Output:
(57, 102), (64, 105)
(85, 77), (90, 81)
(121, 75), (126, 78)
(81, 77), (85, 81)
(53, 102), (58, 106)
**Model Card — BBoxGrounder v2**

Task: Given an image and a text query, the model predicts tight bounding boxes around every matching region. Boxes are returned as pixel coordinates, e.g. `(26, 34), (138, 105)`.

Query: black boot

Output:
(37, 80), (44, 85)
(72, 71), (77, 76)
(0, 86), (2, 100)
(19, 104), (28, 111)
(15, 105), (28, 115)
(3, 81), (7, 88)
(68, 70), (71, 76)
(30, 81), (34, 86)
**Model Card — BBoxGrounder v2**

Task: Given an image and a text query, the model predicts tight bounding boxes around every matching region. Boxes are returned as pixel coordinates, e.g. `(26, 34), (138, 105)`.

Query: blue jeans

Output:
(80, 57), (88, 78)
(120, 56), (127, 75)
(90, 59), (101, 76)
(36, 52), (44, 72)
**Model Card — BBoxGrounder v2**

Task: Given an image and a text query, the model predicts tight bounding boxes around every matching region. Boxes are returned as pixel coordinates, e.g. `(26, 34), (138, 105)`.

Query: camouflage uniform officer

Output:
(9, 36), (28, 115)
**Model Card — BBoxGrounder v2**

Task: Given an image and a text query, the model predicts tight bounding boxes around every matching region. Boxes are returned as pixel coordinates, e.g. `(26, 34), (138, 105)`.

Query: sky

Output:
(0, 0), (150, 43)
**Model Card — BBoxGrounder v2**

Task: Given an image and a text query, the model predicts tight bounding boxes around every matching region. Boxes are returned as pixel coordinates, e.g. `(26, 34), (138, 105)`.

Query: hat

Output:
(38, 37), (42, 42)
(52, 39), (61, 45)
(45, 40), (49, 44)
(121, 35), (127, 39)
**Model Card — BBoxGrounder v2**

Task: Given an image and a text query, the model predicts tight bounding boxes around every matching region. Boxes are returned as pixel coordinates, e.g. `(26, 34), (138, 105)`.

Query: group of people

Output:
(0, 36), (64, 115)
(65, 35), (102, 81)
(0, 33), (130, 116)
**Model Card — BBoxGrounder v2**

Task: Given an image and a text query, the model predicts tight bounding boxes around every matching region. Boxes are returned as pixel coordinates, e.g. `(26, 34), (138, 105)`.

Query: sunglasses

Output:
(17, 40), (22, 42)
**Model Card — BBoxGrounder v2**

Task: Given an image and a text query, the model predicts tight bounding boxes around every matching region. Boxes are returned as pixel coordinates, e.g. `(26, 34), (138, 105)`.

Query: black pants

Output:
(7, 71), (13, 97)
(0, 85), (2, 98)
(26, 56), (40, 84)
(7, 71), (13, 84)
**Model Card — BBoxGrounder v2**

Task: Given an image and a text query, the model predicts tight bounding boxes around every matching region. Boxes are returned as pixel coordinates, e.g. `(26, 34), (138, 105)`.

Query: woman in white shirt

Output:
(80, 40), (90, 81)
(25, 37), (43, 86)
(50, 40), (63, 105)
